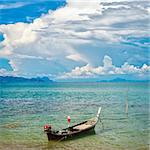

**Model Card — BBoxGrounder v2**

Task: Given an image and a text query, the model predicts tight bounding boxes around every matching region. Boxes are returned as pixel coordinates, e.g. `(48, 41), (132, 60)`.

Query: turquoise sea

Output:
(0, 82), (149, 150)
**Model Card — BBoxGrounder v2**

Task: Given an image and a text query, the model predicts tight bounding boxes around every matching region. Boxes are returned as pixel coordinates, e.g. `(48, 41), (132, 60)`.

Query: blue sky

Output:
(0, 0), (149, 81)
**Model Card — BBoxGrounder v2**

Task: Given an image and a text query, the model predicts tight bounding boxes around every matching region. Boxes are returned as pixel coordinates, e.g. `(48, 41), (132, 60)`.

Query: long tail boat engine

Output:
(44, 124), (52, 132)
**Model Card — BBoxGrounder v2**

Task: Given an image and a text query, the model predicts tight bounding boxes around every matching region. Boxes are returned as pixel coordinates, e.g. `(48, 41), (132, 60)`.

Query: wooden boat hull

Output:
(46, 125), (96, 141)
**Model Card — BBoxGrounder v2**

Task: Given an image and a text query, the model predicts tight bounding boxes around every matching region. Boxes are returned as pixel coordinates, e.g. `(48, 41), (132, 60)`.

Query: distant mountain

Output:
(98, 78), (149, 82)
(0, 76), (54, 83)
(110, 78), (127, 82)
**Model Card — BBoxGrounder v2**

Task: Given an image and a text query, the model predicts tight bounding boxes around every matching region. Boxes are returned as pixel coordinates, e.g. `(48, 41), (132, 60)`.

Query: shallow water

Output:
(0, 82), (149, 150)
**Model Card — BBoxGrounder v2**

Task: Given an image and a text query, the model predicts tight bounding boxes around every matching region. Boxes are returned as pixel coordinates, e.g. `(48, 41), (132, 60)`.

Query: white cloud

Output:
(59, 55), (150, 79)
(0, 68), (18, 76)
(0, 68), (7, 74)
(8, 60), (18, 72)
(66, 54), (87, 62)
(0, 0), (149, 77)
(100, 0), (137, 2)
(0, 2), (32, 9)
(103, 55), (113, 68)
(67, 0), (102, 14)
(0, 0), (52, 10)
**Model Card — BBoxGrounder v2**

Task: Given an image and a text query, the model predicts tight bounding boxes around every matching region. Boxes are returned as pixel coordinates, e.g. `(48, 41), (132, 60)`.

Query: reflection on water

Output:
(0, 82), (149, 150)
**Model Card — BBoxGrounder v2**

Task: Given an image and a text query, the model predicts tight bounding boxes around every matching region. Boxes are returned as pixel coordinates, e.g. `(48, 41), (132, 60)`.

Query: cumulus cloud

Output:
(0, 0), (149, 78)
(59, 55), (150, 79)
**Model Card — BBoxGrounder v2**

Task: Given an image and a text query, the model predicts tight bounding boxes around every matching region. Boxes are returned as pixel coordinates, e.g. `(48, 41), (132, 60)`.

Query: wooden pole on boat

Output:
(97, 107), (104, 130)
(97, 107), (102, 118)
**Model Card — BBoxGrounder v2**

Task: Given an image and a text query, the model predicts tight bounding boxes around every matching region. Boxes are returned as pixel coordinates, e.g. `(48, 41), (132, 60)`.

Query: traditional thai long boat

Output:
(44, 107), (101, 141)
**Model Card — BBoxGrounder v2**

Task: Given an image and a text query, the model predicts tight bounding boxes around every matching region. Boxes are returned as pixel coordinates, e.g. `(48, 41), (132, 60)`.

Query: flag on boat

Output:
(67, 116), (71, 124)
